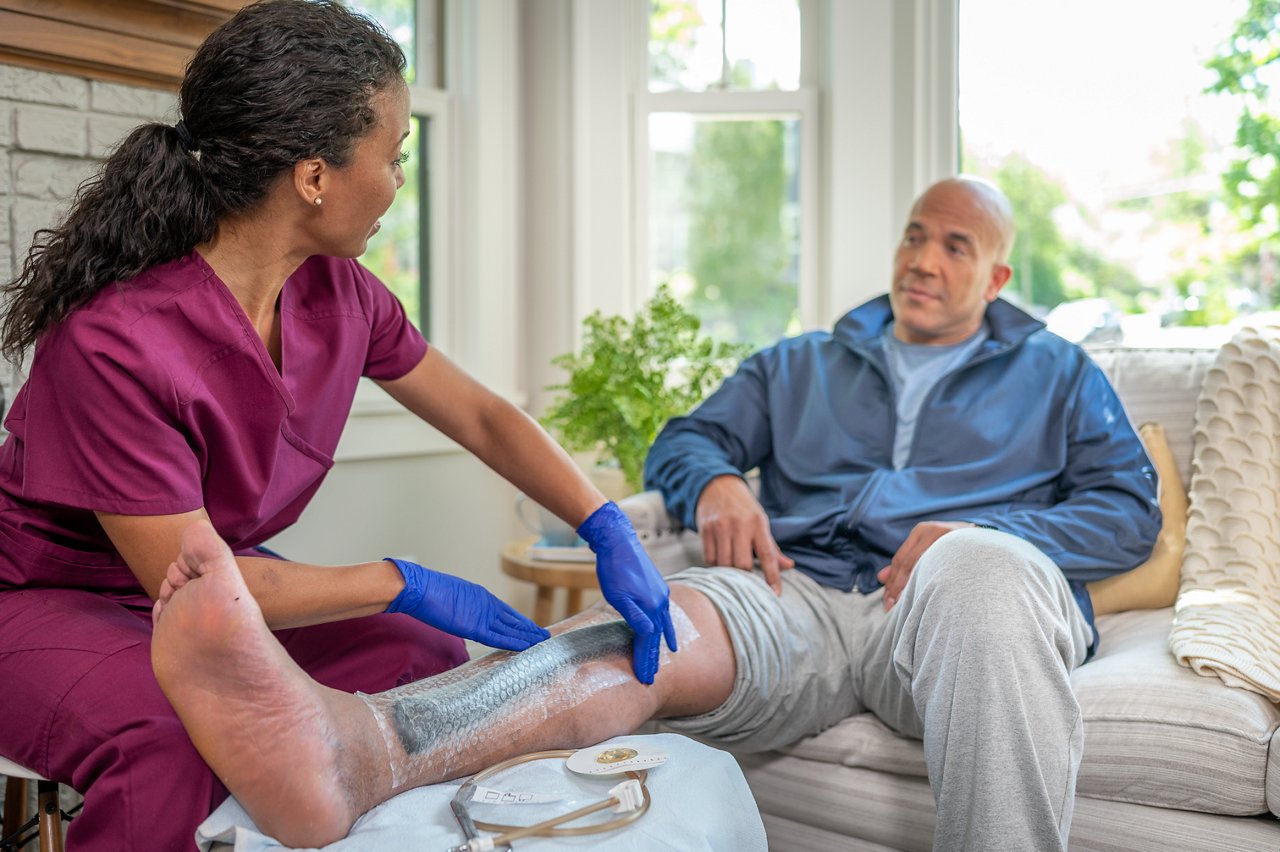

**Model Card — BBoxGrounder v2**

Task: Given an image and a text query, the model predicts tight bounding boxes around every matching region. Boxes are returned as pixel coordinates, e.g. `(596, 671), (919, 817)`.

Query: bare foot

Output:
(151, 520), (387, 847)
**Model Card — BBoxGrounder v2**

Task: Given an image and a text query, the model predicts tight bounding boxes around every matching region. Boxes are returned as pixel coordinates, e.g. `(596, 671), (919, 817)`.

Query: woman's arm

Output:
(378, 348), (677, 682)
(97, 508), (405, 630)
(376, 346), (608, 527)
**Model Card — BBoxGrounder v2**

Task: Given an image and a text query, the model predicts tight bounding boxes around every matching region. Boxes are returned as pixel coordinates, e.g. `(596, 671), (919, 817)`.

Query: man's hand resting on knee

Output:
(695, 475), (794, 595)
(578, 501), (678, 685)
(877, 521), (976, 611)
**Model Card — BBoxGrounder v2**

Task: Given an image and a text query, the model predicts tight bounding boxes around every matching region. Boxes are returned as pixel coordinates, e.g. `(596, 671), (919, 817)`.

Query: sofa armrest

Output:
(618, 490), (704, 576)
(618, 490), (682, 538)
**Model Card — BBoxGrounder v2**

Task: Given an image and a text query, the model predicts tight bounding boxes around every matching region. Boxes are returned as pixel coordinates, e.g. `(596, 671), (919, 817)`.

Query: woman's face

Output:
(315, 83), (410, 258)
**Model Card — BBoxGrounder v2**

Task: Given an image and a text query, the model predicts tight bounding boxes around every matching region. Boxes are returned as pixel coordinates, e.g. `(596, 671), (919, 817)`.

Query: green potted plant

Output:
(541, 284), (751, 494)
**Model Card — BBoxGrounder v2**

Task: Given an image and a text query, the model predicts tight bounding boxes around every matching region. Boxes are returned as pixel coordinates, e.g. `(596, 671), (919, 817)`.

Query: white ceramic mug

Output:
(515, 495), (580, 546)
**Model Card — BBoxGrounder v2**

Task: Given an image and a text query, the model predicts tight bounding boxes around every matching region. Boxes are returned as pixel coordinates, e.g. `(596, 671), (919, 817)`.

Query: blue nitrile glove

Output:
(578, 501), (678, 684)
(384, 558), (550, 651)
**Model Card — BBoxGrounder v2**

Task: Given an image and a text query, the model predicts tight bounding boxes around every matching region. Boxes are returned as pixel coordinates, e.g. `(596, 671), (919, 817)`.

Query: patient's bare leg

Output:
(151, 521), (733, 848)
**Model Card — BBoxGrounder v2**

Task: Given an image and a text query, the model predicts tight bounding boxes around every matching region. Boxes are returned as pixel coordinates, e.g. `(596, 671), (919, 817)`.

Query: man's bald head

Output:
(890, 175), (1016, 345)
(910, 176), (1016, 263)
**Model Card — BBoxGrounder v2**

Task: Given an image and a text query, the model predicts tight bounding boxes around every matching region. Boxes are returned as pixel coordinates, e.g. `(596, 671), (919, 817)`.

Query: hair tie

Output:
(174, 120), (199, 153)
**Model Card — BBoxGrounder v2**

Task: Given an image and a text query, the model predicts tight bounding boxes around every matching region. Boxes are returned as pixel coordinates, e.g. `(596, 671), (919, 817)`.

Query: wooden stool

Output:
(0, 756), (66, 852)
(499, 537), (599, 625)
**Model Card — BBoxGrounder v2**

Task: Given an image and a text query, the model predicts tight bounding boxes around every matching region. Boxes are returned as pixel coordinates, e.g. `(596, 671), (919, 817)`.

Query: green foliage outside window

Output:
(648, 0), (802, 348)
(1206, 0), (1280, 243)
(685, 119), (798, 346)
(360, 117), (424, 329)
(541, 285), (751, 493)
(965, 152), (1146, 313)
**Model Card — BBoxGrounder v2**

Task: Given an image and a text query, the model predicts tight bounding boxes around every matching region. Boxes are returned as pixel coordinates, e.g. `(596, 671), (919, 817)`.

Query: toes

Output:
(175, 553), (198, 580)
(163, 561), (187, 597)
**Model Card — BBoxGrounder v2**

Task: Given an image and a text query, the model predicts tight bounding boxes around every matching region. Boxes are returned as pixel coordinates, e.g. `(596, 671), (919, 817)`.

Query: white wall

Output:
(266, 451), (532, 615)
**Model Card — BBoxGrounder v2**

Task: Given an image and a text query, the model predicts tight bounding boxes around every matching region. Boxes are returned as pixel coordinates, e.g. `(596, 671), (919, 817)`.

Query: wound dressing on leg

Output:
(358, 610), (636, 788)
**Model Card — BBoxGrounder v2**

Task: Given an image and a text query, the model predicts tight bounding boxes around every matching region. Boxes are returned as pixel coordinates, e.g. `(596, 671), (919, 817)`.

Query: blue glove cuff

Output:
(577, 501), (635, 554)
(384, 557), (425, 614)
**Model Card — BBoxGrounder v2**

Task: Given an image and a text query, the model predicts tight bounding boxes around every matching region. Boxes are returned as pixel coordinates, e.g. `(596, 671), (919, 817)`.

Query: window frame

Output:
(343, 0), (965, 457)
(570, 0), (959, 340)
(630, 0), (822, 335)
(343, 0), (526, 461)
(347, 0), (453, 427)
(634, 97), (821, 341)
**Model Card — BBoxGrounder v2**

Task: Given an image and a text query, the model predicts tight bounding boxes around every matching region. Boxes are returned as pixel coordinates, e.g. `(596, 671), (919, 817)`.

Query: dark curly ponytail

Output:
(0, 0), (405, 363)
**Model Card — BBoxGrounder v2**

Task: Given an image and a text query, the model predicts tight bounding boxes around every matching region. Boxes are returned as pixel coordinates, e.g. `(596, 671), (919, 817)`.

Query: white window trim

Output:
(573, 0), (960, 341)
(633, 89), (822, 333)
(632, 0), (822, 331)
(342, 0), (524, 462)
(339, 0), (963, 461)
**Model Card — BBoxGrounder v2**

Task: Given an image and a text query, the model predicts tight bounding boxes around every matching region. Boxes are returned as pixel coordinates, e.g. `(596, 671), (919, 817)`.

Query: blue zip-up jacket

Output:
(644, 296), (1161, 635)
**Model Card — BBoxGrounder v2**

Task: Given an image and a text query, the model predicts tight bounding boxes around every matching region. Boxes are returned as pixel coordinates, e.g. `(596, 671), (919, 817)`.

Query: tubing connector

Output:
(610, 778), (645, 813)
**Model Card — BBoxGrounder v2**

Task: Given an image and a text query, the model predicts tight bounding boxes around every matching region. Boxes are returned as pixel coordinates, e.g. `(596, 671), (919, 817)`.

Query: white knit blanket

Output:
(1171, 327), (1280, 702)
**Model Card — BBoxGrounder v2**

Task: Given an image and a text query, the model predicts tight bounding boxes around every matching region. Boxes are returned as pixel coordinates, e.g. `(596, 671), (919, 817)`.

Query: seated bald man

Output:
(151, 177), (1159, 852)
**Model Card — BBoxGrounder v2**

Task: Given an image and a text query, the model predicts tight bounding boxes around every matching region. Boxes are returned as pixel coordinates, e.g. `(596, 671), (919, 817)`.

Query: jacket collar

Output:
(832, 294), (1045, 350)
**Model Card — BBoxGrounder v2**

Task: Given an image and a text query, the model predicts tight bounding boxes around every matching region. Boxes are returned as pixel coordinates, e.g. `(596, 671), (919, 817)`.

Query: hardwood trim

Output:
(0, 0), (247, 90)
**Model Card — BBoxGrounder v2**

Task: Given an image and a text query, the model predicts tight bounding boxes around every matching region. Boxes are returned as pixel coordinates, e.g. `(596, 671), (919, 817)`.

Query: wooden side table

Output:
(499, 537), (599, 626)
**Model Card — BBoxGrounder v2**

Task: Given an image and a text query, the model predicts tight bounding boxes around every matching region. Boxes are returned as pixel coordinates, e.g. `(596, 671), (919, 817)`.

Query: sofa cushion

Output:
(740, 754), (1280, 852)
(1075, 607), (1280, 815)
(1086, 347), (1216, 489)
(1271, 729), (1280, 819)
(779, 713), (926, 778)
(774, 607), (1279, 816)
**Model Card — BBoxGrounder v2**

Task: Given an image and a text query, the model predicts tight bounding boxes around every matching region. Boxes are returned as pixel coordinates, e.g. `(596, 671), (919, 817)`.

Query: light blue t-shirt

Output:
(883, 321), (990, 469)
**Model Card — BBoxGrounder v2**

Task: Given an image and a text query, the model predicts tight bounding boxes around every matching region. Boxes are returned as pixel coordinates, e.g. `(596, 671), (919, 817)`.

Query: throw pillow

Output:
(1087, 421), (1186, 616)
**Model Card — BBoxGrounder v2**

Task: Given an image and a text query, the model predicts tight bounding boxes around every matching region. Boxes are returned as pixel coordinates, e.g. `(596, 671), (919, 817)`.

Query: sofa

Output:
(620, 345), (1280, 851)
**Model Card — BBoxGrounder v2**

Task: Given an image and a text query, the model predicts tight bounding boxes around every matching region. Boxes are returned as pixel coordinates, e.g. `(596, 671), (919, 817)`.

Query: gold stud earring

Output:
(314, 197), (322, 206)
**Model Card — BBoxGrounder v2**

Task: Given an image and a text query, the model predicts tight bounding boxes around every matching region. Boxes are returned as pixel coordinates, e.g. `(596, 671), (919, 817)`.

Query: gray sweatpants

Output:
(663, 528), (1092, 852)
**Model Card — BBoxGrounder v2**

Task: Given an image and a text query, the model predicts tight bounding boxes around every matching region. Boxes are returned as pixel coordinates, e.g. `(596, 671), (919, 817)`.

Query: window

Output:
(336, 0), (459, 461)
(959, 0), (1265, 347)
(346, 0), (445, 337)
(639, 0), (816, 347)
(359, 115), (429, 330)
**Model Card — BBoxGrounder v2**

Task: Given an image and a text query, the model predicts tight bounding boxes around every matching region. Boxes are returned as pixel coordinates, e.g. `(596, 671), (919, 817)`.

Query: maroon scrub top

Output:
(0, 250), (427, 600)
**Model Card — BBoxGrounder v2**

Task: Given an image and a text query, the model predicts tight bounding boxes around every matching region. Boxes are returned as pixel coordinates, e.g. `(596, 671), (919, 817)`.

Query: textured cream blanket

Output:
(1171, 328), (1280, 702)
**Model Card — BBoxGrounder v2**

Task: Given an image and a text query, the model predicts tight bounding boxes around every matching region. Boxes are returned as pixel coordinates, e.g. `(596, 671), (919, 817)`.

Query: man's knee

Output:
(908, 529), (1067, 640)
(915, 529), (1056, 594)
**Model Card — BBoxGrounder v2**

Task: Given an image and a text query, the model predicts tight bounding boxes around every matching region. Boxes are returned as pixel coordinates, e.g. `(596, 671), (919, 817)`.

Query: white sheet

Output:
(196, 734), (766, 851)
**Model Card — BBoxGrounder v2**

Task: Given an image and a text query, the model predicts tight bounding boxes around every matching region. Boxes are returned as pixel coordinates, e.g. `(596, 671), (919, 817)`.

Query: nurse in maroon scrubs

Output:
(0, 3), (673, 849)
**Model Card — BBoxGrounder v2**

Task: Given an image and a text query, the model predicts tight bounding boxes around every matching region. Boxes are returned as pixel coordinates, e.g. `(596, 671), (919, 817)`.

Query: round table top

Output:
(499, 537), (600, 589)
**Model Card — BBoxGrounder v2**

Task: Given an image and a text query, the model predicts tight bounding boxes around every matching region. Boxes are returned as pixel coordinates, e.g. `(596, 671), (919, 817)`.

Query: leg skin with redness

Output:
(364, 613), (639, 786)
(152, 520), (733, 848)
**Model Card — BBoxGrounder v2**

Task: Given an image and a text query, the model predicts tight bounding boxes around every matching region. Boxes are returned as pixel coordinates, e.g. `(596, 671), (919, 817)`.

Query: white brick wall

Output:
(0, 63), (177, 410)
(0, 69), (176, 807)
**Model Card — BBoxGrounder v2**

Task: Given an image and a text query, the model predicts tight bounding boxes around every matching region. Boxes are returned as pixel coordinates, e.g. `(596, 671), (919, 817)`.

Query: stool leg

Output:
(534, 585), (554, 626)
(3, 776), (26, 840)
(37, 780), (62, 852)
(565, 588), (584, 618)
